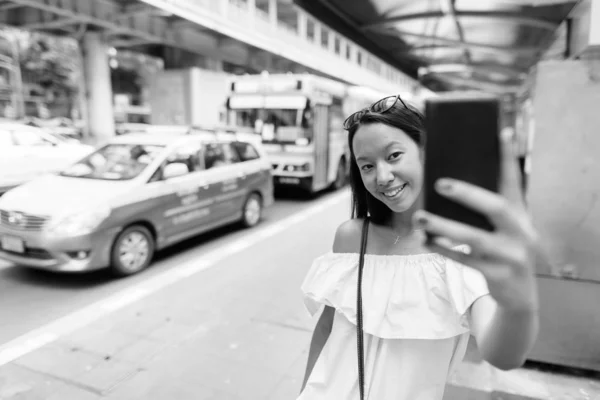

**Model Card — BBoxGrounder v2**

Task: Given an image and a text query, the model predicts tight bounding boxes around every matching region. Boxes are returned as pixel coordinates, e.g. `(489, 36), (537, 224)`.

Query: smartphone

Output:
(423, 92), (501, 233)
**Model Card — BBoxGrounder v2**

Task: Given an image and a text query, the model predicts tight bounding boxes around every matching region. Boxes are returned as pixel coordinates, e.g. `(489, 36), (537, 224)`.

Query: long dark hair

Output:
(347, 101), (426, 225)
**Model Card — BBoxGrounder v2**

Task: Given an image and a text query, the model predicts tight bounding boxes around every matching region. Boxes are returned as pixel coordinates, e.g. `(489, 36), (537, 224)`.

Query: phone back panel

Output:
(423, 93), (501, 232)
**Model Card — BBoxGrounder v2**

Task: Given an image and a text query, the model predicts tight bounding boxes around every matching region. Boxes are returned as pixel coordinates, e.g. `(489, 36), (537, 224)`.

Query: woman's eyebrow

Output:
(356, 141), (407, 161)
(385, 141), (407, 150)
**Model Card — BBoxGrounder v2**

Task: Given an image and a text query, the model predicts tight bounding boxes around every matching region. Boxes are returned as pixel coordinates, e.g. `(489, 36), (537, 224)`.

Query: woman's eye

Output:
(389, 152), (403, 160)
(360, 165), (372, 172)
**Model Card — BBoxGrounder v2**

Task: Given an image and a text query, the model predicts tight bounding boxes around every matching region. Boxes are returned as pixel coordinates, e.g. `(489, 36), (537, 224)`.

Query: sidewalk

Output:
(1, 195), (600, 400)
(0, 231), (316, 400)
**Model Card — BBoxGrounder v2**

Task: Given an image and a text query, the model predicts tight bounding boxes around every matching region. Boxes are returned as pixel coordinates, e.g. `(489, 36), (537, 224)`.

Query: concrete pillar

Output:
(268, 0), (277, 27)
(75, 41), (90, 138)
(526, 59), (600, 370)
(297, 10), (307, 39)
(81, 32), (114, 142)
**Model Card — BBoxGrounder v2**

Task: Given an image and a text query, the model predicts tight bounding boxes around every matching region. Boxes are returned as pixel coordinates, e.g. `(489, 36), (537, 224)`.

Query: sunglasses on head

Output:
(343, 94), (420, 131)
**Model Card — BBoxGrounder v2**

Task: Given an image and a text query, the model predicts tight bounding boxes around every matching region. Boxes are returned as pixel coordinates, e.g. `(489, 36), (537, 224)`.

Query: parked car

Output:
(0, 131), (274, 276)
(0, 122), (95, 195)
(23, 117), (83, 139)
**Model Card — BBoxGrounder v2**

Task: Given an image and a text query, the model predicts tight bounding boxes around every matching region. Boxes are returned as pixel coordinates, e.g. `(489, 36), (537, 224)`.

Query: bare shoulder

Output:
(332, 219), (365, 253)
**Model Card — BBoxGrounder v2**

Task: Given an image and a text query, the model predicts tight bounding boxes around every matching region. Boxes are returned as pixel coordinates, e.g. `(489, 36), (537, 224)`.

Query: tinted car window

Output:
(165, 142), (203, 173)
(204, 142), (240, 169)
(232, 141), (260, 162)
(149, 142), (203, 183)
(222, 143), (241, 164)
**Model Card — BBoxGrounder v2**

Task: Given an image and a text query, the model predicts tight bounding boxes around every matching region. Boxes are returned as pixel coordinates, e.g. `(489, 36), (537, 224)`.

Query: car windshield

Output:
(60, 143), (165, 181)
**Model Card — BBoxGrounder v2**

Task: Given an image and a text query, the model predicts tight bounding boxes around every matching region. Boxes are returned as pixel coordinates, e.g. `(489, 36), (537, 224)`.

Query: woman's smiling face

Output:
(352, 122), (424, 213)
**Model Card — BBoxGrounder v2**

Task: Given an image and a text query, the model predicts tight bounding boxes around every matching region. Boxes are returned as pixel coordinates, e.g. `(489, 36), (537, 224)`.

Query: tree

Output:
(19, 35), (79, 99)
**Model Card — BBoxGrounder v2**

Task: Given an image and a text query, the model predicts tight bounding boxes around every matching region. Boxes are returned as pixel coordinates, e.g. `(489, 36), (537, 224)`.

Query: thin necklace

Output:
(391, 227), (423, 245)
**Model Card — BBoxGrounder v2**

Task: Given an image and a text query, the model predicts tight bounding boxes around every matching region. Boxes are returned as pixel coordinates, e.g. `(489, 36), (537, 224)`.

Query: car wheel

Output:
(332, 159), (347, 190)
(110, 225), (155, 277)
(241, 193), (262, 228)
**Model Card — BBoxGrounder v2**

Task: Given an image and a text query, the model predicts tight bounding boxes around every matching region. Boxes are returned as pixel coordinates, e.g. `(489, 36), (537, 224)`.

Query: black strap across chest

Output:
(357, 217), (370, 400)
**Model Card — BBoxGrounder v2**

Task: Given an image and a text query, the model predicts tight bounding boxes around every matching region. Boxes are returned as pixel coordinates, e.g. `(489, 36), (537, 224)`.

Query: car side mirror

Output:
(163, 162), (189, 179)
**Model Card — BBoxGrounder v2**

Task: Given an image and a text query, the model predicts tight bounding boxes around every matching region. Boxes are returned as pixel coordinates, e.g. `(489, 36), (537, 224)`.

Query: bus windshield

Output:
(231, 108), (312, 144)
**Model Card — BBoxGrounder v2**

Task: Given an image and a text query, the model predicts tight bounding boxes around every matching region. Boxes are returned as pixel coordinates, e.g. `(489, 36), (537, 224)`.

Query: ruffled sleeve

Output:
(301, 249), (490, 340)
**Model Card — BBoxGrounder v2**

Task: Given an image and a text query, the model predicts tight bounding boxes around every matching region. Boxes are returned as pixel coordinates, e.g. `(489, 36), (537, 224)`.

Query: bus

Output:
(225, 73), (394, 194)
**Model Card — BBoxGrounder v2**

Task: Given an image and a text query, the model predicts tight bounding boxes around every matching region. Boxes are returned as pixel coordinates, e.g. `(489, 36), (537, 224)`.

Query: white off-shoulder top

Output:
(298, 249), (490, 400)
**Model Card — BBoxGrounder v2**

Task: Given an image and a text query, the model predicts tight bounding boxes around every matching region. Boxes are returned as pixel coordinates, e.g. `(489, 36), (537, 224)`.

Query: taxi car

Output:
(0, 131), (274, 276)
(0, 122), (94, 195)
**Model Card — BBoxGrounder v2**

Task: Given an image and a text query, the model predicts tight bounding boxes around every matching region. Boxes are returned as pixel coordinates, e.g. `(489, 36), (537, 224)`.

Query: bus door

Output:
(312, 104), (330, 191)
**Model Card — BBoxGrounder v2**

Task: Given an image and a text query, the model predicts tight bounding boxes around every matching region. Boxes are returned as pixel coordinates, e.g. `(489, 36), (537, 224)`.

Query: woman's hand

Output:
(414, 128), (542, 313)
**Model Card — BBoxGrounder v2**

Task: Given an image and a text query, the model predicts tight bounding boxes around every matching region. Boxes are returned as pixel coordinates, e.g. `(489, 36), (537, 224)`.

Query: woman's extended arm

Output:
(470, 294), (539, 370)
(416, 128), (542, 370)
(300, 305), (335, 393)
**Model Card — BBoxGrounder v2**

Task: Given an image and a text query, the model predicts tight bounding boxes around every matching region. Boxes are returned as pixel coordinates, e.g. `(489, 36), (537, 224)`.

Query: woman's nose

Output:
(376, 163), (394, 186)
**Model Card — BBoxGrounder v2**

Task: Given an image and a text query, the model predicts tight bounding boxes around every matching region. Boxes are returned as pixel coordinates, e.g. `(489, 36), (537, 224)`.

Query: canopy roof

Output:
(294, 0), (577, 93)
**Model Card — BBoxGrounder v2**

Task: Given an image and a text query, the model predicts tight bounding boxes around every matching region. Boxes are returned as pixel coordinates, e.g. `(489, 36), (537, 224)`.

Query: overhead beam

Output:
(440, 0), (471, 64)
(402, 43), (540, 59)
(109, 38), (159, 48)
(108, 3), (168, 23)
(372, 27), (542, 57)
(19, 17), (82, 30)
(423, 62), (528, 78)
(362, 10), (558, 31)
(423, 63), (527, 79)
(426, 73), (523, 93)
(0, 3), (23, 12)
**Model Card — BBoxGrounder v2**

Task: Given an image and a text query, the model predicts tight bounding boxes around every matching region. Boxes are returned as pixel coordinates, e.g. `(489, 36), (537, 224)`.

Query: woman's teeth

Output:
(383, 184), (407, 198)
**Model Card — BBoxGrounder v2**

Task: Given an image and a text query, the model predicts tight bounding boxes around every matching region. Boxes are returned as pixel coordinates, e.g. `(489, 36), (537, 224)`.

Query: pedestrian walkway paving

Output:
(1, 199), (599, 400)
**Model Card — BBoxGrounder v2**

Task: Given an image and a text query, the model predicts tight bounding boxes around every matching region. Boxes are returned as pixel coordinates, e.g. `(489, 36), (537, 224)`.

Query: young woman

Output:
(298, 95), (540, 399)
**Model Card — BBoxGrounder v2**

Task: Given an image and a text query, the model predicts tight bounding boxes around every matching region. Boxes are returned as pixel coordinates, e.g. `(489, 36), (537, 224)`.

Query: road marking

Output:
(0, 190), (351, 367)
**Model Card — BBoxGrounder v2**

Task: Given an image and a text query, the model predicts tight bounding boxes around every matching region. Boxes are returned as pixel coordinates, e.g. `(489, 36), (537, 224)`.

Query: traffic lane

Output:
(0, 187), (349, 345)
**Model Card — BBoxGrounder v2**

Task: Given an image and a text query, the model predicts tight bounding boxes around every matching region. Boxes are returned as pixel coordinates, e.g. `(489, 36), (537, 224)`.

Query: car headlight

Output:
(284, 163), (310, 172)
(46, 206), (111, 237)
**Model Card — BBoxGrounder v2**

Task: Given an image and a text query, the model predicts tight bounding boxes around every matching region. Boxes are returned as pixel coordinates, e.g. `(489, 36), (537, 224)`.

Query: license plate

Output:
(1, 235), (25, 253)
(279, 177), (300, 184)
